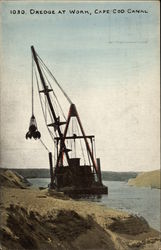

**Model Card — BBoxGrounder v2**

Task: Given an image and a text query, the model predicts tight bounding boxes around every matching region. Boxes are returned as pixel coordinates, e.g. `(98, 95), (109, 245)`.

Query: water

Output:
(28, 178), (160, 231)
(28, 178), (50, 188)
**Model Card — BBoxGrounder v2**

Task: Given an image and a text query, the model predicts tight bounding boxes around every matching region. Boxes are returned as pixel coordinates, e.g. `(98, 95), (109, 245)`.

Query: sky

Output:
(0, 1), (160, 172)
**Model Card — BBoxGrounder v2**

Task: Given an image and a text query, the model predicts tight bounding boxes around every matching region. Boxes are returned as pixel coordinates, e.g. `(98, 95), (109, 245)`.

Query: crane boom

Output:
(31, 46), (70, 163)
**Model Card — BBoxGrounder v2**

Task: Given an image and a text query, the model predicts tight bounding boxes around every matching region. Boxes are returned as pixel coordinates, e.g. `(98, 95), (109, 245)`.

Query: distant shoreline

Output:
(0, 168), (138, 181)
(1, 167), (160, 188)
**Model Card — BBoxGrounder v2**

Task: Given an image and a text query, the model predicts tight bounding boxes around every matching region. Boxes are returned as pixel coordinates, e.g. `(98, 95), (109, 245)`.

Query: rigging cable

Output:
(39, 138), (56, 165)
(38, 54), (75, 141)
(40, 55), (74, 164)
(32, 53), (70, 166)
(26, 54), (41, 140)
(33, 67), (56, 162)
(75, 120), (86, 164)
(39, 139), (50, 152)
(93, 137), (97, 160)
(39, 63), (60, 117)
(39, 59), (67, 120)
(31, 55), (34, 116)
(34, 64), (56, 143)
(37, 53), (72, 105)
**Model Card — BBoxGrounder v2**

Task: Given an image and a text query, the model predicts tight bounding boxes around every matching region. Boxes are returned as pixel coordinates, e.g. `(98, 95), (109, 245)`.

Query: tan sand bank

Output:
(0, 169), (31, 189)
(0, 170), (160, 250)
(128, 169), (160, 189)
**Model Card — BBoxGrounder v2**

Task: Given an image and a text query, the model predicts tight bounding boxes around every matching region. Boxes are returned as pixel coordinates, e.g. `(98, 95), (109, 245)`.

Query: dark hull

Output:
(51, 163), (108, 196)
(58, 184), (108, 196)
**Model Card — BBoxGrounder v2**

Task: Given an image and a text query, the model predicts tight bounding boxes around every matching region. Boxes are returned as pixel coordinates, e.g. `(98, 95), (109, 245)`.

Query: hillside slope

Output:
(128, 170), (160, 189)
(0, 169), (31, 189)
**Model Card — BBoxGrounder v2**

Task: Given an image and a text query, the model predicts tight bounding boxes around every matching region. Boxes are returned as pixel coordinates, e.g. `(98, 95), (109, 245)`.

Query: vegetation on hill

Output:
(102, 171), (138, 182)
(128, 170), (160, 189)
(8, 168), (50, 178)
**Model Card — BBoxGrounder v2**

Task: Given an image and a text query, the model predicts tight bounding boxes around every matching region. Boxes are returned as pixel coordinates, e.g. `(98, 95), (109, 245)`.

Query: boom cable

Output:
(39, 139), (50, 152)
(75, 120), (86, 164)
(37, 53), (72, 105)
(39, 59), (67, 120)
(31, 55), (34, 116)
(34, 64), (56, 143)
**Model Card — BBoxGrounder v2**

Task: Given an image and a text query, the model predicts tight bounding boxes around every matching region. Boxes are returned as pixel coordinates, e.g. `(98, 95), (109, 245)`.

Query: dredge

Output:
(26, 46), (108, 195)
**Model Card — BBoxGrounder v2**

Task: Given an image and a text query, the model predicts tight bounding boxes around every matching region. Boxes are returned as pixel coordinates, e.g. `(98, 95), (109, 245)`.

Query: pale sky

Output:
(0, 1), (160, 171)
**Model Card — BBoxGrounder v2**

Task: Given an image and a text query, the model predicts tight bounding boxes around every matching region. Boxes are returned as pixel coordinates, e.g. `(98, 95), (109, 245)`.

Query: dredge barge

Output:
(26, 46), (108, 196)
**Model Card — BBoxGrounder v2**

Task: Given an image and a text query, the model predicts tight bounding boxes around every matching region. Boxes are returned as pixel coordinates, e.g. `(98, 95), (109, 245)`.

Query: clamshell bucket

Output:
(26, 115), (41, 140)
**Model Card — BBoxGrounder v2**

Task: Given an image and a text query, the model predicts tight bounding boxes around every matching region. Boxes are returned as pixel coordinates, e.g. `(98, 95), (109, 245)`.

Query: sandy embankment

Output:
(0, 170), (160, 250)
(128, 169), (160, 189)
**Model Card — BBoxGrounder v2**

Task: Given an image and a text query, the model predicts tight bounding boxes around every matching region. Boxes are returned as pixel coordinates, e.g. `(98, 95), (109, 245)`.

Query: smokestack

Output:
(97, 158), (102, 184)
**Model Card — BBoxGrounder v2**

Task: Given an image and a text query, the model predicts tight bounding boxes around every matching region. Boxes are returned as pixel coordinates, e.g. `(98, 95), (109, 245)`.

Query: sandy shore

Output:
(0, 170), (160, 250)
(0, 186), (160, 250)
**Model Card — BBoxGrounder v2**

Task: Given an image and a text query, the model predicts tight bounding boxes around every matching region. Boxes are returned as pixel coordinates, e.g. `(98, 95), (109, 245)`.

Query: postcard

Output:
(0, 1), (160, 249)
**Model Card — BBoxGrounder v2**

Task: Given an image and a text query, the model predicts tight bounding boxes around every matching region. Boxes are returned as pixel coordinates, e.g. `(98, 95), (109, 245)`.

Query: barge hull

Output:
(59, 185), (108, 195)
